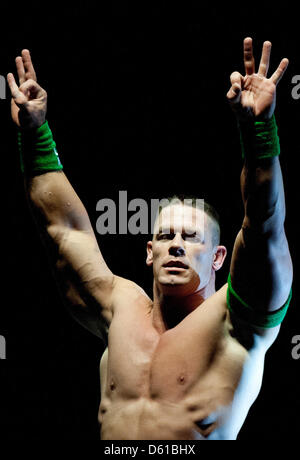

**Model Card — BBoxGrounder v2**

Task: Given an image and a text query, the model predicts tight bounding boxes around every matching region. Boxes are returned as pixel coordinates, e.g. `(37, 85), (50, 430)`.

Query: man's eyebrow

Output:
(156, 226), (201, 235)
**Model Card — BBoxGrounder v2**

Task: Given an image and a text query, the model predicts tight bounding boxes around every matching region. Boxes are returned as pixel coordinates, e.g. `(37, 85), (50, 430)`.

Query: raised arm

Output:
(7, 50), (117, 340)
(226, 38), (293, 340)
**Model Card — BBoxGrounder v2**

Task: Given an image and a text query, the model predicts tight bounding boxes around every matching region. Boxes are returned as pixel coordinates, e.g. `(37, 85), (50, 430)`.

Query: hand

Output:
(7, 50), (47, 130)
(227, 37), (289, 120)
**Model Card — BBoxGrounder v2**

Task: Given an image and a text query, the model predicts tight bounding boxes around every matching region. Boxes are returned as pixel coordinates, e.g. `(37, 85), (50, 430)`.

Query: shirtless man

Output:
(7, 37), (293, 440)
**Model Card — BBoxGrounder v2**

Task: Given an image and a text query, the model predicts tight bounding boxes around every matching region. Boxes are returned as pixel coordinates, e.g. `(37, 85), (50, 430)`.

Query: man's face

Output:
(147, 204), (218, 296)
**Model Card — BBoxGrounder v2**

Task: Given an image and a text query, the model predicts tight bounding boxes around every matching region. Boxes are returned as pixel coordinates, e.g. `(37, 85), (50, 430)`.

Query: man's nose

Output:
(169, 233), (186, 257)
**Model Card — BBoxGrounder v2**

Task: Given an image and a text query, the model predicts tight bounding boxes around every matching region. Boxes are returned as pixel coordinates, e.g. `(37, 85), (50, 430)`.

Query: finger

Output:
(7, 73), (27, 105)
(15, 56), (26, 85)
(19, 78), (43, 95)
(227, 83), (241, 103)
(7, 73), (20, 97)
(227, 71), (243, 103)
(258, 41), (272, 76)
(21, 49), (37, 81)
(230, 71), (243, 90)
(244, 37), (255, 75)
(270, 58), (289, 85)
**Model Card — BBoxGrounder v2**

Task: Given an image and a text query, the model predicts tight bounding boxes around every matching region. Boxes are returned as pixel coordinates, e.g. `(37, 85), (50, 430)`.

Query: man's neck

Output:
(151, 274), (216, 333)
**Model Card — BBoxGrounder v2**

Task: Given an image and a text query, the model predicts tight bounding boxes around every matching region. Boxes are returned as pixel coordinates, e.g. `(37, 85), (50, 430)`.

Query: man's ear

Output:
(146, 241), (153, 266)
(212, 245), (227, 271)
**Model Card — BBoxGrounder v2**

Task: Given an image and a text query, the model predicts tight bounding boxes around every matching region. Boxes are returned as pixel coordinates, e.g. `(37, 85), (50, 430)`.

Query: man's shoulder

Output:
(111, 276), (152, 310)
(113, 275), (150, 296)
(202, 283), (228, 312)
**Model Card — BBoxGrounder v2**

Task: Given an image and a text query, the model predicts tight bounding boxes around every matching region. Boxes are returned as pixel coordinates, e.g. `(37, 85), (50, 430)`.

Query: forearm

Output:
(241, 157), (286, 236)
(238, 116), (286, 238)
(26, 170), (94, 233)
(20, 121), (93, 234)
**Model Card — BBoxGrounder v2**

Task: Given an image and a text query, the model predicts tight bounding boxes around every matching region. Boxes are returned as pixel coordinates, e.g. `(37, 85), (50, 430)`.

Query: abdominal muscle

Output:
(100, 394), (220, 440)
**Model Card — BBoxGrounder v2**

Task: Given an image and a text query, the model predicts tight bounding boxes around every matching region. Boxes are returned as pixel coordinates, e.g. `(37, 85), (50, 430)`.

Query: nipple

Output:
(177, 374), (185, 385)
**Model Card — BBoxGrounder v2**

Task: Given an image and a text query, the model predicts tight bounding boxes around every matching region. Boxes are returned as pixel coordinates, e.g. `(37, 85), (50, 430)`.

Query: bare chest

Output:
(101, 301), (248, 404)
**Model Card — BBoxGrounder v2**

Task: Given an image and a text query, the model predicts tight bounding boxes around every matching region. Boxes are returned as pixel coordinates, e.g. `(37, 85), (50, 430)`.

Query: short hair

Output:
(156, 194), (221, 246)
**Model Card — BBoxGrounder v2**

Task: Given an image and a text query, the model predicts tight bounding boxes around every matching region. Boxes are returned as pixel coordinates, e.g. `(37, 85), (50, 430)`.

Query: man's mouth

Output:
(163, 260), (189, 270)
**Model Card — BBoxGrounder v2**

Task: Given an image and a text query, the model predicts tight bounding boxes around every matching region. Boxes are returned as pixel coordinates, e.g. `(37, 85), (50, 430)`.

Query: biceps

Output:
(230, 227), (293, 312)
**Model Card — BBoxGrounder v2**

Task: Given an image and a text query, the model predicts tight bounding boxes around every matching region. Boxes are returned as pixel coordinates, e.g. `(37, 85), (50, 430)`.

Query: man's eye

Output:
(183, 232), (201, 242)
(158, 233), (173, 240)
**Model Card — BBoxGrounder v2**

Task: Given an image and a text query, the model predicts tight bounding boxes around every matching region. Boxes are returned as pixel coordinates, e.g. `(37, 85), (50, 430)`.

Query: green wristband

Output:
(18, 121), (63, 174)
(238, 114), (280, 160)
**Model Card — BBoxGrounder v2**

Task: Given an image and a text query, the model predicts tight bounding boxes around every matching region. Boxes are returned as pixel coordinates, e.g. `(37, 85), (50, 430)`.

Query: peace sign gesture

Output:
(227, 37), (289, 120)
(7, 49), (47, 129)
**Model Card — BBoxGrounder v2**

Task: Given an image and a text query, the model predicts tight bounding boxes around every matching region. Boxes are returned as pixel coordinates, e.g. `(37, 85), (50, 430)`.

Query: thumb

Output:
(7, 73), (28, 106)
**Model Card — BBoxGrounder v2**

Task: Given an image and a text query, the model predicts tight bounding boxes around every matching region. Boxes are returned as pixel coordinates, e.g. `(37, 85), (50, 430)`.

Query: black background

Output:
(0, 4), (299, 440)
